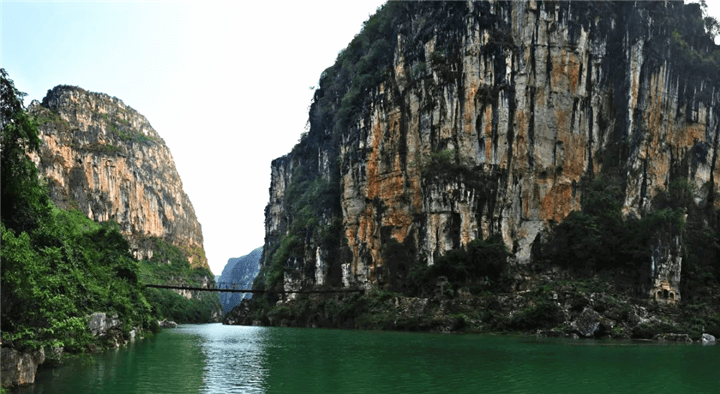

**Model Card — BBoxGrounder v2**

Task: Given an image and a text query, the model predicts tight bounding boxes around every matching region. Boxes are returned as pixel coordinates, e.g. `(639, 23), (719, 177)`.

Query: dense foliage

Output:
(542, 177), (685, 272)
(138, 237), (221, 323)
(1, 69), (51, 233)
(1, 211), (153, 351)
(667, 2), (720, 95)
(400, 236), (508, 297)
(536, 173), (719, 302)
(309, 1), (401, 132)
(308, 2), (468, 135)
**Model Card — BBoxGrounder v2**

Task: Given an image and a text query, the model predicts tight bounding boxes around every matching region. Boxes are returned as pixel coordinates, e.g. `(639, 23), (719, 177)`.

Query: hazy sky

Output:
(2, 1), (719, 276)
(2, 0), (386, 275)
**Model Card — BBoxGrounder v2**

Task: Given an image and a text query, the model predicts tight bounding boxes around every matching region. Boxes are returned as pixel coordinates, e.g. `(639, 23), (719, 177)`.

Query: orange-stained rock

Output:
(261, 1), (720, 295)
(29, 86), (208, 269)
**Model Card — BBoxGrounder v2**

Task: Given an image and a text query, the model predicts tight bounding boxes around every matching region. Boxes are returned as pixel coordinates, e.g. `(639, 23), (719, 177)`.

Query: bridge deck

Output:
(144, 284), (364, 294)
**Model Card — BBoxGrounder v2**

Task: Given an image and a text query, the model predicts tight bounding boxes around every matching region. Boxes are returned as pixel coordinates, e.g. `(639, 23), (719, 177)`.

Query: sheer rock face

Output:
(29, 86), (207, 268)
(264, 1), (720, 297)
(0, 347), (45, 387)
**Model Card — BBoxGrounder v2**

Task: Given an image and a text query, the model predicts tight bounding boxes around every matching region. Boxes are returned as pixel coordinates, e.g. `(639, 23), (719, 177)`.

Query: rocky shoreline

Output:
(0, 313), (178, 389)
(225, 275), (720, 344)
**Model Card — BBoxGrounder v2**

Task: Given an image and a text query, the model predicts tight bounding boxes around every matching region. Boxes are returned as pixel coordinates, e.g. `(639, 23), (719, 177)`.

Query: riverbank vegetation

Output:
(228, 273), (720, 341)
(0, 69), (219, 380)
(1, 69), (154, 355)
(139, 237), (222, 323)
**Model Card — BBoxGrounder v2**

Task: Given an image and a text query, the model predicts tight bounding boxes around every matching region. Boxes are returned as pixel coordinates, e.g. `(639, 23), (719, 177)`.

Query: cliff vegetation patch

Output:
(138, 237), (221, 323)
(257, 166), (342, 292)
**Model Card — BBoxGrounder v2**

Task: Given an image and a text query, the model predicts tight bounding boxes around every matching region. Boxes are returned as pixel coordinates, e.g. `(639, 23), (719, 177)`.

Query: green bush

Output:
(101, 111), (155, 144)
(429, 236), (508, 286)
(1, 213), (153, 351)
(544, 176), (685, 272)
(1, 69), (52, 233)
(631, 321), (678, 339)
(404, 235), (507, 297)
(421, 149), (464, 177)
(138, 237), (221, 323)
(509, 301), (565, 331)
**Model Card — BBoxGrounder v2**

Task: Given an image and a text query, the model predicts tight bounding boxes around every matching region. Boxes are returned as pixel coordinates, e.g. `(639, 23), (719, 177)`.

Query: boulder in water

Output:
(701, 333), (716, 345)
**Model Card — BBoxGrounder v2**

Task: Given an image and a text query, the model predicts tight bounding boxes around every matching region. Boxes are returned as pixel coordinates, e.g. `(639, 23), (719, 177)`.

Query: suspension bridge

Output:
(143, 283), (364, 294)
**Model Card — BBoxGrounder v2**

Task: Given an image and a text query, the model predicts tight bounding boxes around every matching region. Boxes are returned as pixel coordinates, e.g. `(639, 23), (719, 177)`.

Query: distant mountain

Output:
(218, 247), (262, 313)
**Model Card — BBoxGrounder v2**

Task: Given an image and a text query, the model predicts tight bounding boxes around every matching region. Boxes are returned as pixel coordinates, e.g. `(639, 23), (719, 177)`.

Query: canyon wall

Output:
(28, 86), (209, 268)
(260, 1), (720, 301)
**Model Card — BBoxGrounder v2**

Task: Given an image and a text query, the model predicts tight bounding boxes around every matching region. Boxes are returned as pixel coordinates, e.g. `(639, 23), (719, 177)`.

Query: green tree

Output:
(1, 68), (50, 232)
(0, 69), (154, 352)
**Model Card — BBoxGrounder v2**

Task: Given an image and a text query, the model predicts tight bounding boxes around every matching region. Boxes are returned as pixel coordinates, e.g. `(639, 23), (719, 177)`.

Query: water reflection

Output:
(18, 324), (720, 394)
(175, 324), (269, 393)
(19, 328), (209, 393)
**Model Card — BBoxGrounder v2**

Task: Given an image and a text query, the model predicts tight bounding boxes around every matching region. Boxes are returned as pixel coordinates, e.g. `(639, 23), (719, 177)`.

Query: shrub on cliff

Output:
(309, 2), (405, 132)
(137, 237), (222, 323)
(431, 237), (507, 285)
(508, 301), (565, 331)
(405, 236), (508, 296)
(543, 177), (685, 274)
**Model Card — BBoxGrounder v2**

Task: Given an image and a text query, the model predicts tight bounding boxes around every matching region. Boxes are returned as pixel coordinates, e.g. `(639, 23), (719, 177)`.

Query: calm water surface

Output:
(18, 323), (720, 393)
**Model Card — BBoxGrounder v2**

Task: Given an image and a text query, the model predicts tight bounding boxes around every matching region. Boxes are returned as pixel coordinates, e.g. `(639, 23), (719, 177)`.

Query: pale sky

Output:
(2, 0), (386, 275)
(2, 1), (719, 276)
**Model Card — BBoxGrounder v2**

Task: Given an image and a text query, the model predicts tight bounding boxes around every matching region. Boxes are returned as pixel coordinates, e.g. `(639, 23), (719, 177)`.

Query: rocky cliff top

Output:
(29, 85), (208, 268)
(32, 85), (163, 151)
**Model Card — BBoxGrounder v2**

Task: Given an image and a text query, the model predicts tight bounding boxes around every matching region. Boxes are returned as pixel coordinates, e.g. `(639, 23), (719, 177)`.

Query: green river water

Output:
(16, 323), (720, 393)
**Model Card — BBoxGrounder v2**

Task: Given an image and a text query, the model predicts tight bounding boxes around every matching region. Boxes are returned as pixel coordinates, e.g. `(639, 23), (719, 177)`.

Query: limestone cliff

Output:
(259, 1), (720, 303)
(28, 86), (208, 268)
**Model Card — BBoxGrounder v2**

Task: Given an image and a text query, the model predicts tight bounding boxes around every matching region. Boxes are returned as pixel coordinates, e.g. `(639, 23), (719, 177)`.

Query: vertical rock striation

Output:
(261, 1), (720, 301)
(28, 86), (208, 268)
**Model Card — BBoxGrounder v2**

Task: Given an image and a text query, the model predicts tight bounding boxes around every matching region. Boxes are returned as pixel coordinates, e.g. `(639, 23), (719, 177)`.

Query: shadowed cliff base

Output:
(226, 268), (720, 342)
